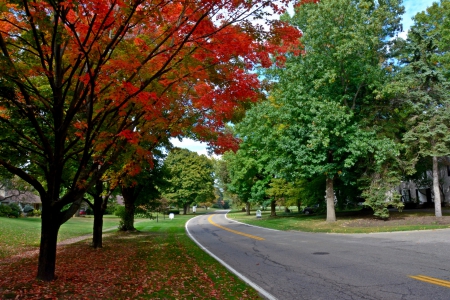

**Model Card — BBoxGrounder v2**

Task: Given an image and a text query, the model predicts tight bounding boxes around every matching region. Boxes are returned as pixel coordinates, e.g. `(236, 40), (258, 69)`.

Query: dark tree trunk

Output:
(37, 205), (61, 281)
(121, 186), (137, 231)
(36, 195), (82, 281)
(123, 198), (136, 231)
(270, 200), (276, 216)
(183, 203), (188, 215)
(297, 199), (302, 213)
(245, 202), (250, 215)
(92, 207), (103, 248)
(92, 181), (108, 248)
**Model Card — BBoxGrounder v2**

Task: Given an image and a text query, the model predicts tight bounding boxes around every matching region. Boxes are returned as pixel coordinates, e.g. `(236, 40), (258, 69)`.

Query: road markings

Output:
(409, 275), (450, 288)
(208, 214), (265, 241)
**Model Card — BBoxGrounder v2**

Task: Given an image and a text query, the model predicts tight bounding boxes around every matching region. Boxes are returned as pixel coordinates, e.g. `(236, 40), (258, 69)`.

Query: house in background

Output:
(399, 165), (450, 207)
(0, 189), (42, 211)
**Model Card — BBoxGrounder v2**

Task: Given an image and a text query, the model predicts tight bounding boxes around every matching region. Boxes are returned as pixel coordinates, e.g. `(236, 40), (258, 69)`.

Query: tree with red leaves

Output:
(0, 0), (300, 281)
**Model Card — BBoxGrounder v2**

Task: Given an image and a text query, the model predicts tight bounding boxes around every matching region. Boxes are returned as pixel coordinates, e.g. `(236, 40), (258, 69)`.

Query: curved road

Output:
(186, 210), (450, 300)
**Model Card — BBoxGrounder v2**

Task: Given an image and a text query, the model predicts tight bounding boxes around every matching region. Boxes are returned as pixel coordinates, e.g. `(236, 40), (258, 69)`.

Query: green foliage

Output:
(412, 0), (450, 79)
(163, 148), (215, 211)
(30, 209), (42, 217)
(114, 206), (132, 230)
(8, 203), (21, 218)
(0, 204), (12, 217)
(361, 180), (404, 220)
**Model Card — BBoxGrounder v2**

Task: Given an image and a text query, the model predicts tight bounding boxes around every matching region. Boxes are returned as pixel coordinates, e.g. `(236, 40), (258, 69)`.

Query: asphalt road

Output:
(186, 210), (450, 300)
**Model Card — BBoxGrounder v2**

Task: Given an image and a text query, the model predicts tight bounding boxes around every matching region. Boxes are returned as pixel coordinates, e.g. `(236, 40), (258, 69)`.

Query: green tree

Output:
(163, 148), (214, 215)
(412, 0), (450, 78)
(222, 150), (263, 215)
(263, 0), (404, 222)
(391, 26), (450, 217)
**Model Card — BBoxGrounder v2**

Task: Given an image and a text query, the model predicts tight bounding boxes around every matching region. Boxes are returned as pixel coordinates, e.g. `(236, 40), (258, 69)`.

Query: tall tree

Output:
(257, 0), (404, 222)
(0, 0), (300, 280)
(163, 148), (214, 215)
(392, 26), (450, 217)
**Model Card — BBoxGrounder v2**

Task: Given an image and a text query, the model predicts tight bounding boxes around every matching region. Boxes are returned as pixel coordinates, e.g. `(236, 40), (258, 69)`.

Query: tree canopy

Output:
(0, 0), (300, 281)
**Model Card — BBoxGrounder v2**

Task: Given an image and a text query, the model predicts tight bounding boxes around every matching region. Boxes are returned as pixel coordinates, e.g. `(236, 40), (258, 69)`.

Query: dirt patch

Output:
(343, 215), (450, 227)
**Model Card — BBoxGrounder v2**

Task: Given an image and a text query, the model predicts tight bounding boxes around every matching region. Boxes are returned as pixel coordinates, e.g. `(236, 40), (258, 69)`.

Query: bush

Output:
(31, 209), (41, 217)
(23, 204), (34, 213)
(114, 205), (126, 218)
(8, 202), (22, 218)
(0, 204), (12, 217)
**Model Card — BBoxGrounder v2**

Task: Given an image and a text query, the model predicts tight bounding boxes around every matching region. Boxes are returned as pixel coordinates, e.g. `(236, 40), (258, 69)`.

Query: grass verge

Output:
(227, 209), (450, 233)
(0, 213), (261, 299)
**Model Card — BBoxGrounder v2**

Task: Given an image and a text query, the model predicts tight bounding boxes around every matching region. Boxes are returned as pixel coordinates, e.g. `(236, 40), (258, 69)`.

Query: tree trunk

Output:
(120, 186), (137, 231)
(183, 203), (188, 215)
(92, 182), (108, 248)
(326, 177), (336, 222)
(245, 202), (250, 215)
(123, 199), (136, 230)
(37, 205), (61, 281)
(432, 156), (442, 218)
(270, 200), (276, 216)
(92, 208), (103, 247)
(92, 194), (104, 248)
(297, 199), (302, 213)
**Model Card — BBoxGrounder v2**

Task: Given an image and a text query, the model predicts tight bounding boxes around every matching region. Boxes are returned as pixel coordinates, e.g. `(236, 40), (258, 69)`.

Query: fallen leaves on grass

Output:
(0, 232), (261, 299)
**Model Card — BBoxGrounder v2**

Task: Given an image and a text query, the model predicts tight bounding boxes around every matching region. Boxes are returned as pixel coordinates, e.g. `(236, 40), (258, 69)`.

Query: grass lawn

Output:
(227, 208), (450, 233)
(0, 215), (121, 259)
(0, 210), (261, 299)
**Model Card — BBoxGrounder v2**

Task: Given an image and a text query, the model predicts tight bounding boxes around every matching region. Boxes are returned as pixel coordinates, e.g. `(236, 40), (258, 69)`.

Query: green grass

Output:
(0, 215), (121, 259)
(227, 209), (450, 233)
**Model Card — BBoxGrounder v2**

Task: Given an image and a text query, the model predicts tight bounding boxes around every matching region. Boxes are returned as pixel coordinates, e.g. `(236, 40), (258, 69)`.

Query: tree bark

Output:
(92, 181), (108, 248)
(432, 156), (442, 218)
(245, 201), (250, 215)
(183, 203), (188, 215)
(120, 186), (137, 231)
(326, 177), (336, 222)
(37, 205), (61, 281)
(270, 200), (276, 216)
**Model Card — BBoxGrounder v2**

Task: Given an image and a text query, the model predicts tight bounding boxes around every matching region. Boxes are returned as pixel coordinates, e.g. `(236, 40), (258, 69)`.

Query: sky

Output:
(172, 0), (437, 157)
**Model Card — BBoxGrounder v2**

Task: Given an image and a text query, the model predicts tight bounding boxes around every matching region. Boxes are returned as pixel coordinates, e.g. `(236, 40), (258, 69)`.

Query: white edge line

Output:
(224, 210), (280, 232)
(185, 215), (278, 300)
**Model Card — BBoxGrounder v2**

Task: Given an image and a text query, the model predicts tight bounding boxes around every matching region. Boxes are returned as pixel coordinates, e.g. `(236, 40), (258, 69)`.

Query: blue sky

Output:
(401, 0), (435, 36)
(173, 0), (437, 156)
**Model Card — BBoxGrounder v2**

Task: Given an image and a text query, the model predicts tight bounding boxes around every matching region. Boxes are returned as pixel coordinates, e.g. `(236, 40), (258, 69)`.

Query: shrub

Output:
(23, 204), (34, 213)
(32, 209), (41, 217)
(0, 204), (12, 217)
(8, 202), (22, 218)
(114, 205), (125, 218)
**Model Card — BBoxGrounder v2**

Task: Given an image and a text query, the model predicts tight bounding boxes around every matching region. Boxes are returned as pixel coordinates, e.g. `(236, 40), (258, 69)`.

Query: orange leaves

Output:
(117, 129), (140, 145)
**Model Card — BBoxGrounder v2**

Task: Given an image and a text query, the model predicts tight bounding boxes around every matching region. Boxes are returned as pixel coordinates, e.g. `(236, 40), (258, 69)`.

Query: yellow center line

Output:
(207, 214), (265, 241)
(409, 275), (450, 289)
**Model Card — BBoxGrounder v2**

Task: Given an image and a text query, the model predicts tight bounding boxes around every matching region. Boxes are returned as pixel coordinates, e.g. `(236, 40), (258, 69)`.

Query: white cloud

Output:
(170, 137), (220, 158)
(401, 0), (435, 35)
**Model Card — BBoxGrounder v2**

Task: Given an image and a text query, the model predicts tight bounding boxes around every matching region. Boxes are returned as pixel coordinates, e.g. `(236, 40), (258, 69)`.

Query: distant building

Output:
(0, 190), (42, 210)
(399, 165), (450, 207)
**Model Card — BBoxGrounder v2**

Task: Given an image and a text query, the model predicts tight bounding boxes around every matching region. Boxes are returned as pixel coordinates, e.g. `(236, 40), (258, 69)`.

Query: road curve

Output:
(186, 210), (450, 300)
